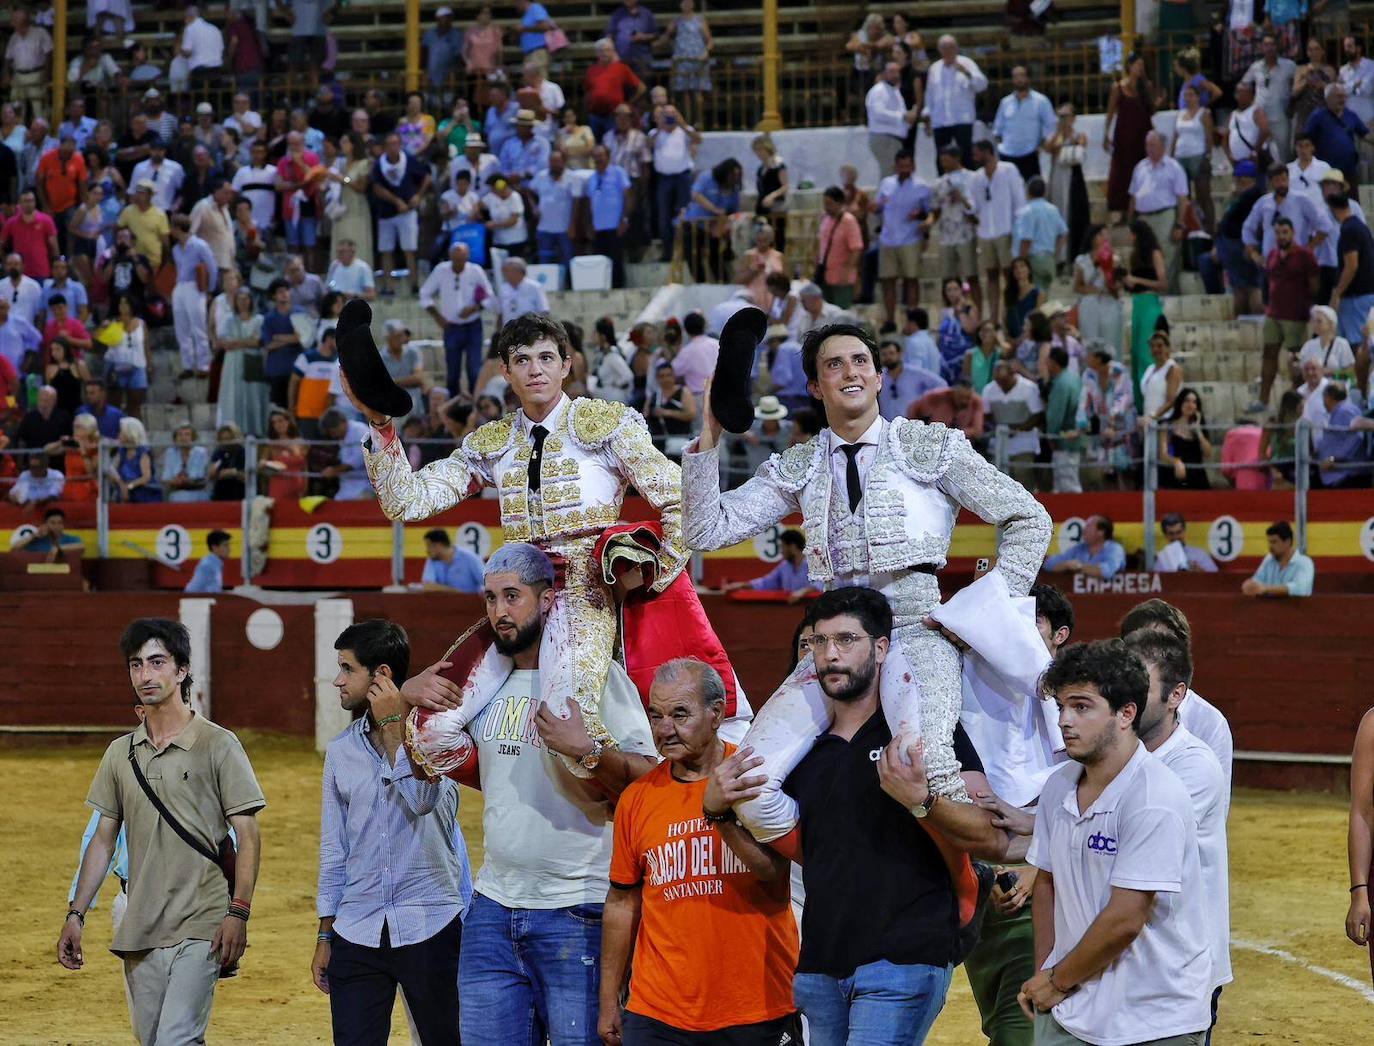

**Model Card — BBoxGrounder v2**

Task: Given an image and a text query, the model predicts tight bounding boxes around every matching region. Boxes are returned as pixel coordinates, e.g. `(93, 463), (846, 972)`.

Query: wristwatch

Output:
(579, 740), (604, 772)
(910, 791), (939, 819)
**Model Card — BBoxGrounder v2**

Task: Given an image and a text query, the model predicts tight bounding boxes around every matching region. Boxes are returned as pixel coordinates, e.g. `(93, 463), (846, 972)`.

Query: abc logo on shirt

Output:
(1086, 832), (1118, 855)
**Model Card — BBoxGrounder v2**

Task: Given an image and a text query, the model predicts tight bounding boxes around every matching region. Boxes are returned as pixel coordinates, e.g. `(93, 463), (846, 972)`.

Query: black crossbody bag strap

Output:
(127, 735), (221, 866)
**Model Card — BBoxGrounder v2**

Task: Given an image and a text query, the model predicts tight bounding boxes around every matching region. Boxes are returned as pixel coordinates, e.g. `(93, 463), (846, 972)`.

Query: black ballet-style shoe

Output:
(336, 299), (415, 420)
(709, 305), (768, 434)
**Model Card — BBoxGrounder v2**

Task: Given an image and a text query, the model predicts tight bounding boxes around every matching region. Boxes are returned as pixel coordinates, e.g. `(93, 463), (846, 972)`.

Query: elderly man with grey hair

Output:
(406, 539), (661, 1045)
(598, 656), (800, 1045)
(1305, 81), (1368, 189)
(793, 281), (846, 340)
(497, 255), (550, 323)
(922, 34), (987, 167)
(1127, 130), (1191, 294)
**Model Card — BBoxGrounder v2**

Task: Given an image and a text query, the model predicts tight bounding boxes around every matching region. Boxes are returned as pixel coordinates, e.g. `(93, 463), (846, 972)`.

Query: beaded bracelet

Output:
(226, 898), (252, 922)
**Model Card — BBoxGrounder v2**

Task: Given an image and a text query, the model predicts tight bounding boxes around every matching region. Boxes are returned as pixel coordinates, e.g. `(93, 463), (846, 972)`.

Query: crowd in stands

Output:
(3, 3), (1374, 508)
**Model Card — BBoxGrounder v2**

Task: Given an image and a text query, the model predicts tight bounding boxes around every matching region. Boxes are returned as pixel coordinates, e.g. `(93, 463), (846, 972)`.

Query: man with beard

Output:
(683, 321), (1050, 846)
(313, 620), (470, 1046)
(1122, 629), (1230, 1040)
(451, 542), (658, 1046)
(1019, 640), (1211, 1045)
(716, 586), (1008, 1044)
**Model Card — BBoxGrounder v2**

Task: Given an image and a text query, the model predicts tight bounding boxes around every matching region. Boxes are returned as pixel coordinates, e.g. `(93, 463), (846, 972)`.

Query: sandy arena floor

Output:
(1, 734), (1370, 1044)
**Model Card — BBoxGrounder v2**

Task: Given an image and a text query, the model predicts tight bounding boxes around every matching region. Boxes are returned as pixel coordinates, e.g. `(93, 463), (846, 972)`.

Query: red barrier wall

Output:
(3, 589), (1368, 776)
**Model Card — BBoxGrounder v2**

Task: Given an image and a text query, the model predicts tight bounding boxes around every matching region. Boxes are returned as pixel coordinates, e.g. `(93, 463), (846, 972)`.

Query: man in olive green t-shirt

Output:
(58, 618), (265, 1046)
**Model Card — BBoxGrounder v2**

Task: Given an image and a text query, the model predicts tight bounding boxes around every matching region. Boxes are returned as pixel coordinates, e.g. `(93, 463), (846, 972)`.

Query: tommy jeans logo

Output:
(1087, 832), (1118, 855)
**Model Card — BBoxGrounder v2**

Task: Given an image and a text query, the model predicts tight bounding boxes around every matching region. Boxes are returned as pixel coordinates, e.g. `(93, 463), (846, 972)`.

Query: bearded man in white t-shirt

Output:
(1117, 599), (1234, 787)
(1125, 628), (1231, 1040)
(419, 541), (660, 1046)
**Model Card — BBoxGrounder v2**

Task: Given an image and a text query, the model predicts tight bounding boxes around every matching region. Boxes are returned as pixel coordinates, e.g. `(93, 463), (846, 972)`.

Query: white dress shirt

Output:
(498, 276), (549, 321)
(923, 56), (988, 129)
(1177, 688), (1233, 789)
(1128, 156), (1189, 214)
(865, 80), (911, 139)
(130, 158), (186, 212)
(1153, 725), (1232, 990)
(1287, 156), (1332, 203)
(1340, 56), (1374, 120)
(419, 259), (495, 325)
(3, 273), (45, 325)
(1242, 56), (1296, 120)
(180, 16), (225, 68)
(826, 414), (884, 503)
(650, 126), (694, 176)
(971, 162), (1027, 239)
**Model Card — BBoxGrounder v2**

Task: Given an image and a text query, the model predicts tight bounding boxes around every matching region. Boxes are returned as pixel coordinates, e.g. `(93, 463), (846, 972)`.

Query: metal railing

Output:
(4, 414), (1367, 580)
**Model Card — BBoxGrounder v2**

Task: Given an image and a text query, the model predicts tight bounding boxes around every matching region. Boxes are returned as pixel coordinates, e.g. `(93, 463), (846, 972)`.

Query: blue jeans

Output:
(459, 893), (602, 1046)
(590, 113), (615, 142)
(443, 319), (485, 395)
(793, 959), (953, 1046)
(655, 171), (693, 257)
(536, 230), (574, 270)
(1337, 293), (1374, 346)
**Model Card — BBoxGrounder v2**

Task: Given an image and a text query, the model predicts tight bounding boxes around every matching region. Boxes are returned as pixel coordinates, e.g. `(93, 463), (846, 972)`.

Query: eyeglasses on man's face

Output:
(802, 631), (873, 654)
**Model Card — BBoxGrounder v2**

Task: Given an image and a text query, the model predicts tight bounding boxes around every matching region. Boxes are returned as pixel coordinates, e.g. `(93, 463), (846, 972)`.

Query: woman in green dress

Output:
(1122, 219), (1168, 411)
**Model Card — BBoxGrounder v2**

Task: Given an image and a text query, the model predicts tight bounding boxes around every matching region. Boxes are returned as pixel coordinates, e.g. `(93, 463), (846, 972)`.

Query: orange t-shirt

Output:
(609, 745), (798, 1032)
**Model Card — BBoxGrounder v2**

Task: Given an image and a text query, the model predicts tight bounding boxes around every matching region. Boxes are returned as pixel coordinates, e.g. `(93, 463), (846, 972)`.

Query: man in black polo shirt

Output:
(715, 586), (1008, 1046)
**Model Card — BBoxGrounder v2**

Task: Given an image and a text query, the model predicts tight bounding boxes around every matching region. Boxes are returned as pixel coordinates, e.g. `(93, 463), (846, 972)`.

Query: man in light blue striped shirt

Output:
(993, 66), (1056, 184)
(314, 619), (472, 1046)
(1242, 520), (1315, 597)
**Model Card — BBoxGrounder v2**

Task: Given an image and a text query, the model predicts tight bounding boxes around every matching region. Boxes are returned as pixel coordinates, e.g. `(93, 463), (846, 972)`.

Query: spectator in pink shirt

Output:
(817, 185), (865, 308)
(41, 294), (92, 363)
(1, 190), (59, 279)
(670, 309), (719, 395)
(908, 380), (985, 438)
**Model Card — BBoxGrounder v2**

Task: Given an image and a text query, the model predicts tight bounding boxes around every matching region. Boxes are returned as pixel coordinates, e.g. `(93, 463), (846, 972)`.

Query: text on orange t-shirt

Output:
(609, 745), (798, 1033)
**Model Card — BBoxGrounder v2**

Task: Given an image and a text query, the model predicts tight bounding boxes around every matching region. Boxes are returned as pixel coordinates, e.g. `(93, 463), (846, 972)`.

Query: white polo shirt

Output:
(1178, 688), (1233, 792)
(1027, 742), (1212, 1045)
(981, 374), (1044, 458)
(1153, 726), (1231, 989)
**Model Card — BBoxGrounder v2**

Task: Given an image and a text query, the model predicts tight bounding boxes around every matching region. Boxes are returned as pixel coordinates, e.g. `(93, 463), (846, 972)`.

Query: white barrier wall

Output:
(314, 598), (354, 752)
(695, 110), (1192, 189)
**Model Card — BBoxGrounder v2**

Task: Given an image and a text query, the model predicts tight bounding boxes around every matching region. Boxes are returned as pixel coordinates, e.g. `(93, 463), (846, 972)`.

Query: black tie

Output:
(528, 425), (548, 492)
(839, 444), (863, 514)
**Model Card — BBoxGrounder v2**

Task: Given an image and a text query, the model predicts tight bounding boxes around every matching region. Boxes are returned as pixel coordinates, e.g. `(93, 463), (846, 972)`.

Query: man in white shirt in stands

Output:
(1117, 599), (1234, 789)
(648, 105), (699, 262)
(1339, 35), (1374, 125)
(865, 61), (919, 179)
(1124, 628), (1231, 1040)
(451, 134), (499, 194)
(1286, 132), (1332, 204)
(970, 139), (1026, 325)
(169, 5), (224, 93)
(1243, 33), (1298, 164)
(130, 138), (185, 214)
(921, 34), (988, 168)
(981, 360), (1045, 491)
(1127, 131), (1191, 295)
(420, 241), (496, 398)
(1021, 640), (1213, 1046)
(497, 256), (549, 324)
(325, 239), (376, 301)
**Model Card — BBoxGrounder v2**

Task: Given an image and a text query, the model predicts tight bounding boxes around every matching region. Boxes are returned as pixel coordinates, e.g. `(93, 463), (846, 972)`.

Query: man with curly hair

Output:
(342, 312), (743, 777)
